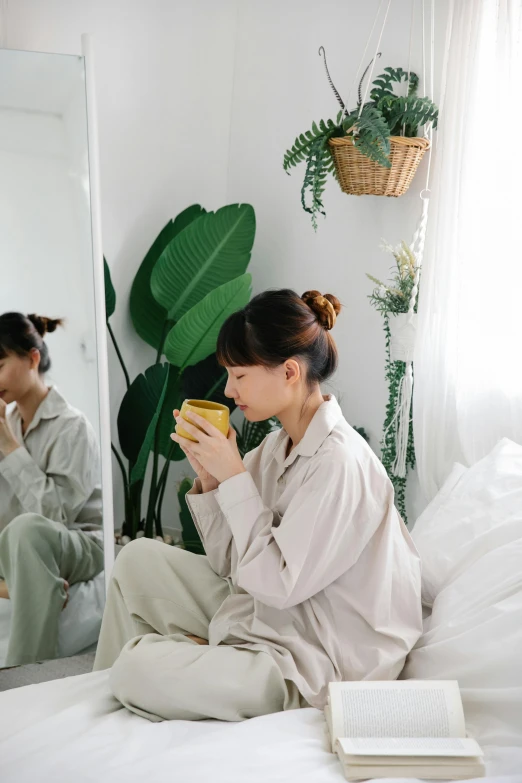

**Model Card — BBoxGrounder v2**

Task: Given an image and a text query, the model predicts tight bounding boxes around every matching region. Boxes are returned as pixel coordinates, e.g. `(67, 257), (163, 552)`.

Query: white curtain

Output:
(413, 0), (522, 503)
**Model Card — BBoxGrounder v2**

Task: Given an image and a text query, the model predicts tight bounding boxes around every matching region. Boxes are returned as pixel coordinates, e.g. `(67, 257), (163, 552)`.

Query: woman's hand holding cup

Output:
(0, 398), (20, 457)
(172, 408), (219, 492)
(172, 400), (246, 487)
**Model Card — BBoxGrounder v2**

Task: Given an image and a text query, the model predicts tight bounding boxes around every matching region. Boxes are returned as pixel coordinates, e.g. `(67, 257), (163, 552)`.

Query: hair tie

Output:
(301, 292), (337, 330)
(315, 296), (336, 330)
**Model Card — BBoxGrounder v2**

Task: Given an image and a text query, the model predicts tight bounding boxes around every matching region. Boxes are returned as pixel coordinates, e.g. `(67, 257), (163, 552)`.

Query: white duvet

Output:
(1, 438), (522, 783)
(0, 669), (520, 783)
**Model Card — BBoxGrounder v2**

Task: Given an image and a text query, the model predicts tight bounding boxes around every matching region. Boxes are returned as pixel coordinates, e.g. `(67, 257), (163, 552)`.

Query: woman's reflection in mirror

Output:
(0, 312), (103, 667)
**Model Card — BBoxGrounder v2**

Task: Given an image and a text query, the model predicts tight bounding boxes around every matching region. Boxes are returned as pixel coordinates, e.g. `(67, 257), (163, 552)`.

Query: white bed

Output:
(1, 438), (521, 783)
(0, 669), (520, 783)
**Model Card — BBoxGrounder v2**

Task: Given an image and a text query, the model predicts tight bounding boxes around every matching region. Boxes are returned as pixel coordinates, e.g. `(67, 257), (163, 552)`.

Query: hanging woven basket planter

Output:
(283, 39), (438, 226)
(328, 135), (430, 197)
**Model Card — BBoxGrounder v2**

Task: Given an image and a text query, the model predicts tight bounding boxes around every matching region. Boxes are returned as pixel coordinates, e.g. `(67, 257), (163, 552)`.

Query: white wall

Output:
(227, 0), (448, 435)
(227, 0), (448, 521)
(2, 0), (239, 531)
(2, 0), (448, 526)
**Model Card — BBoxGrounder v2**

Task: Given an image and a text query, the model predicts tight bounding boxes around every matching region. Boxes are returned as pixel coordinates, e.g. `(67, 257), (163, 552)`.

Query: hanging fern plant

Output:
(283, 49), (438, 229)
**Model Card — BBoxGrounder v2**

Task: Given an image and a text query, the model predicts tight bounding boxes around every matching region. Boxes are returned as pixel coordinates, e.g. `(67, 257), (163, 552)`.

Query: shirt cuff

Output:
(216, 471), (268, 558)
(0, 445), (32, 480)
(217, 471), (261, 512)
(185, 478), (222, 518)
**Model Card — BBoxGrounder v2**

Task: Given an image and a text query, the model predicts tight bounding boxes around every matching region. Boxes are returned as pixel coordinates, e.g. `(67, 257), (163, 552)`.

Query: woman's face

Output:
(0, 350), (40, 404)
(224, 361), (301, 421)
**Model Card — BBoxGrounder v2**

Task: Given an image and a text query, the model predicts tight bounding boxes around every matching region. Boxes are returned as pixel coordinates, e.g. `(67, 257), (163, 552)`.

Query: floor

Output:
(0, 651), (96, 691)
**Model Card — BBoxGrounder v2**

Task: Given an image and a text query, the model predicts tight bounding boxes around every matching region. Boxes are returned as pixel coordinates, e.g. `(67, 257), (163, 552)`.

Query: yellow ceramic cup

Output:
(178, 399), (230, 443)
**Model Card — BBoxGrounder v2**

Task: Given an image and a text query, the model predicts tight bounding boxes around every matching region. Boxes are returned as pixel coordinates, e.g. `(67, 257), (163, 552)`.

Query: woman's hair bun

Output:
(301, 290), (341, 330)
(27, 314), (64, 337)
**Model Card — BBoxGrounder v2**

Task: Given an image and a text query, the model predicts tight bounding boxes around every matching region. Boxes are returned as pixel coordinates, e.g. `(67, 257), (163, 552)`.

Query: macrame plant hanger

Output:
(347, 0), (436, 489)
(386, 0), (435, 484)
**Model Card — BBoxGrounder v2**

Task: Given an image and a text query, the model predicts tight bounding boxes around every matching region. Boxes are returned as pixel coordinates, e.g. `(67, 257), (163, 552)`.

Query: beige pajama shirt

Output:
(0, 386), (103, 665)
(95, 394), (422, 722)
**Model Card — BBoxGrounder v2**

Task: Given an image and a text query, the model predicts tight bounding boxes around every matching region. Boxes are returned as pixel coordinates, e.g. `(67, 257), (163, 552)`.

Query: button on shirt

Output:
(186, 394), (422, 710)
(0, 386), (102, 533)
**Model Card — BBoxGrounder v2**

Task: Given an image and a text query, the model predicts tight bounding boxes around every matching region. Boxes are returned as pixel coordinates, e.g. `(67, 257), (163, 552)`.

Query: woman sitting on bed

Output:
(0, 312), (104, 667)
(94, 288), (422, 722)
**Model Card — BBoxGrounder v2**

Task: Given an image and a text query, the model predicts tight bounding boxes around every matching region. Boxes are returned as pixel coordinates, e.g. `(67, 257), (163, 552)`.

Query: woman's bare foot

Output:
(0, 579), (69, 607)
(184, 634), (209, 645)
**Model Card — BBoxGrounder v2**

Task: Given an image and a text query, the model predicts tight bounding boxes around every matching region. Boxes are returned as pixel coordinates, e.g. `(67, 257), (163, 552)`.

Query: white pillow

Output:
(411, 438), (522, 605)
(412, 461), (468, 530)
(403, 538), (522, 747)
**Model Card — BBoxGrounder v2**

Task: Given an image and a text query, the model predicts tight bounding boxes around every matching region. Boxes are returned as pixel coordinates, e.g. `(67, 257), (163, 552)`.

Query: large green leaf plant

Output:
(104, 203), (262, 543)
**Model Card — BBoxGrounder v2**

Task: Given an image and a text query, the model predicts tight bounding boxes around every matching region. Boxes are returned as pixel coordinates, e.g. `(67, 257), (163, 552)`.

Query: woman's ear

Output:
(284, 359), (301, 385)
(29, 347), (41, 371)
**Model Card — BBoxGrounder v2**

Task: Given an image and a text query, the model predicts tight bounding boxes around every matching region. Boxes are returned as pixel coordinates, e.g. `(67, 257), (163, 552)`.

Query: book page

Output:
(337, 736), (483, 758)
(328, 681), (465, 743)
(340, 762), (486, 780)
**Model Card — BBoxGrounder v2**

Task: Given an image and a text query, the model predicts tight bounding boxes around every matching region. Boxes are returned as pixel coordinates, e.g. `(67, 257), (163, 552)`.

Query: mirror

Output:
(0, 48), (109, 668)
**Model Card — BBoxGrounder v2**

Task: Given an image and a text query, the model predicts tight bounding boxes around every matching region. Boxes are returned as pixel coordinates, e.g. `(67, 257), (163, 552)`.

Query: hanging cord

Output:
(411, 0), (435, 289)
(319, 47), (382, 119)
(430, 0), (435, 101)
(358, 0), (394, 120)
(418, 0), (422, 102)
(343, 0), (387, 114)
(421, 0), (435, 144)
(403, 0), (416, 135)
(384, 0), (436, 479)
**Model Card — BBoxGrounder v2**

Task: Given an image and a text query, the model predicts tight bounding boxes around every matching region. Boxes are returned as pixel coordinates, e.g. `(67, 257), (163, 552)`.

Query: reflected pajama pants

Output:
(0, 513), (104, 666)
(93, 537), (303, 722)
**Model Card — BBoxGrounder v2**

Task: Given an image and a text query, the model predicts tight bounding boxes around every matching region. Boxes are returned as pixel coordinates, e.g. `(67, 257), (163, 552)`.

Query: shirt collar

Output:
(11, 386), (69, 439)
(272, 394), (344, 468)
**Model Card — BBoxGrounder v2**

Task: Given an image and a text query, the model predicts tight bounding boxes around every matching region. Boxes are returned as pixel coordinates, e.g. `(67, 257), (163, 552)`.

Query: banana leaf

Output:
(104, 257), (116, 320)
(177, 477), (205, 555)
(130, 364), (175, 486)
(181, 353), (235, 413)
(150, 204), (255, 322)
(164, 274), (252, 370)
(156, 369), (185, 460)
(235, 417), (281, 458)
(118, 363), (183, 470)
(130, 205), (206, 350)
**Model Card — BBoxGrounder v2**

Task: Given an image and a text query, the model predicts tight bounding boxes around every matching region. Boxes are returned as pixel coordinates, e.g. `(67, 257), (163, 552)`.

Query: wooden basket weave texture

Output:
(328, 135), (430, 197)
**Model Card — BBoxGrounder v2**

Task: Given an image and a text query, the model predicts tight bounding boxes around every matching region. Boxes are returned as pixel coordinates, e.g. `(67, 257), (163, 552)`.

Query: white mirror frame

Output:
(82, 34), (115, 587)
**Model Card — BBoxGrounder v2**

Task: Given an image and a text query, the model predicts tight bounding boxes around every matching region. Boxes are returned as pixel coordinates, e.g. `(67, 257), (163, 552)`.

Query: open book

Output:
(324, 681), (485, 780)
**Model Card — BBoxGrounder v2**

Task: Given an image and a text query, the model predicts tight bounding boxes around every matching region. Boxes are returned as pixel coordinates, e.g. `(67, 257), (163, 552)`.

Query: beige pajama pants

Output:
(0, 513), (104, 666)
(93, 537), (303, 722)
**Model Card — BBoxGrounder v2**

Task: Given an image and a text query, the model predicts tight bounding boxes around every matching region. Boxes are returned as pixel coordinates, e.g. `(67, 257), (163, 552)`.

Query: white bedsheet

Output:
(0, 670), (520, 783)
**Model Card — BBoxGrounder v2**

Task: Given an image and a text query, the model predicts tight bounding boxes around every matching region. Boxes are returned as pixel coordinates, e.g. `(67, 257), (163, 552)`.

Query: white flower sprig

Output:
(367, 239), (420, 316)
